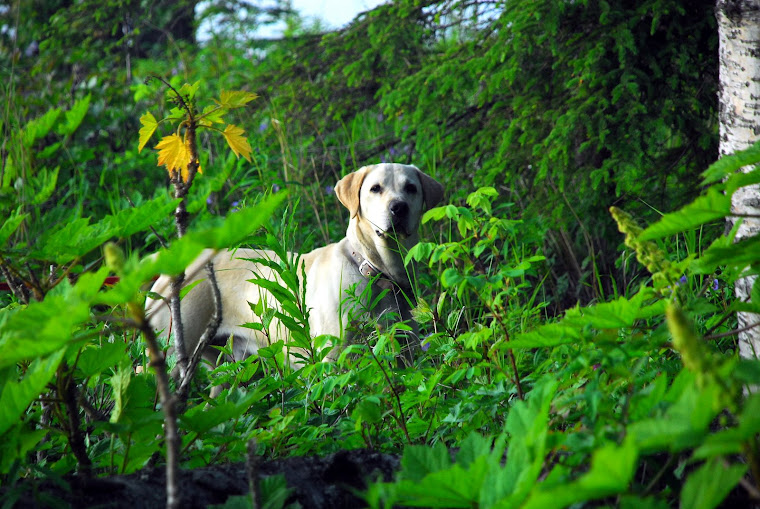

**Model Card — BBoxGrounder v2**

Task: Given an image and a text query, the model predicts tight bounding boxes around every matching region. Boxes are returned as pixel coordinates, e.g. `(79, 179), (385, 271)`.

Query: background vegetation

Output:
(2, 0), (759, 507)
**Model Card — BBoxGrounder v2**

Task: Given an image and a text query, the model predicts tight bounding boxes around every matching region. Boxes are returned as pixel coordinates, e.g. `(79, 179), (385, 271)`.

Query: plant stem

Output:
(177, 261), (222, 402)
(59, 361), (92, 477)
(130, 302), (181, 509)
(366, 333), (412, 444)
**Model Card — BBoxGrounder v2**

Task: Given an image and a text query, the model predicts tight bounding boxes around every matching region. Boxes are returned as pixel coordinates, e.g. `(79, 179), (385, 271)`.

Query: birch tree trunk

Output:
(717, 0), (760, 357)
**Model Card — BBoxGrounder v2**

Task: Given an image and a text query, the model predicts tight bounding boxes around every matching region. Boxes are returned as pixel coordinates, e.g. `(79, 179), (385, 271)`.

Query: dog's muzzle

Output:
(376, 200), (411, 237)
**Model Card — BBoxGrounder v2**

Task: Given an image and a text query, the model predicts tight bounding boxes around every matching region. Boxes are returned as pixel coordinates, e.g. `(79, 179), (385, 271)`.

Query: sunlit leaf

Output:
(138, 112), (158, 153)
(216, 90), (258, 109)
(638, 187), (730, 241)
(222, 124), (253, 161)
(155, 134), (194, 180)
(198, 104), (226, 127)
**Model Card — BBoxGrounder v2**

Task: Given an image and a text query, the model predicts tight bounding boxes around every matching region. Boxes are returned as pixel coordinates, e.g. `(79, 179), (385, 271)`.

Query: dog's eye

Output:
(370, 184), (382, 193)
(404, 183), (418, 194)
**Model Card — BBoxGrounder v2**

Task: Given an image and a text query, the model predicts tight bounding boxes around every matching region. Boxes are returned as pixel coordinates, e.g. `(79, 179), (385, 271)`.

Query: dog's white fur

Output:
(145, 163), (444, 374)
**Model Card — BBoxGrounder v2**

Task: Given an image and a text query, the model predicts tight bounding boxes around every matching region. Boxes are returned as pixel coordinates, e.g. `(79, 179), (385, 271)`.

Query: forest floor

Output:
(2, 449), (400, 508)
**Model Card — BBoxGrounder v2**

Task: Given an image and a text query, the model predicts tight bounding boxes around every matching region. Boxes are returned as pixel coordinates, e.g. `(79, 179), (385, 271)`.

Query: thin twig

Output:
(59, 362), (92, 477)
(177, 261), (223, 401)
(704, 320), (760, 341)
(366, 333), (412, 444)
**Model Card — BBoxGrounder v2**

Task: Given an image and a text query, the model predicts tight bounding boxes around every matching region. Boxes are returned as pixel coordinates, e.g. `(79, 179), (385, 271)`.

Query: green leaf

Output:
(521, 436), (638, 509)
(77, 341), (128, 378)
(216, 90), (258, 109)
(0, 349), (65, 435)
(22, 108), (61, 147)
(58, 94), (91, 136)
(32, 217), (115, 264)
(400, 441), (452, 482)
(701, 140), (760, 184)
(455, 433), (492, 469)
(693, 234), (760, 275)
(102, 195), (181, 238)
(138, 111), (159, 153)
(628, 377), (720, 453)
(680, 459), (746, 509)
(507, 322), (580, 349)
(180, 389), (262, 434)
(404, 241), (434, 265)
(639, 187), (730, 241)
(0, 268), (108, 368)
(0, 210), (28, 247)
(31, 166), (60, 205)
(352, 397), (383, 425)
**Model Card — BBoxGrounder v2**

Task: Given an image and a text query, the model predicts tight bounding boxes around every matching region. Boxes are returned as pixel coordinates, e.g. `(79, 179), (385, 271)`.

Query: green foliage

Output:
(2, 2), (759, 508)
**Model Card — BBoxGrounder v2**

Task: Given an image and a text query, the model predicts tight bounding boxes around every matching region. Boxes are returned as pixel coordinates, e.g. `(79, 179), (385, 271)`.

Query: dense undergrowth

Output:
(2, 1), (760, 508)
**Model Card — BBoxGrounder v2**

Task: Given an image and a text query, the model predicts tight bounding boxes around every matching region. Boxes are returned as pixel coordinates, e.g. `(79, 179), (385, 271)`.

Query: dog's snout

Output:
(389, 200), (409, 218)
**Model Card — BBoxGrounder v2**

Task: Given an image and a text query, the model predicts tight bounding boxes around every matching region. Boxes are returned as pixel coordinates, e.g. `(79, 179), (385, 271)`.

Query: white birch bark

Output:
(717, 0), (760, 358)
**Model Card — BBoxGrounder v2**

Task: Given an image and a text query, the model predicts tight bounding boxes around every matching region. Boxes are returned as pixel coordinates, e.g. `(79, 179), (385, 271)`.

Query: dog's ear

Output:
(417, 169), (445, 210)
(335, 166), (370, 218)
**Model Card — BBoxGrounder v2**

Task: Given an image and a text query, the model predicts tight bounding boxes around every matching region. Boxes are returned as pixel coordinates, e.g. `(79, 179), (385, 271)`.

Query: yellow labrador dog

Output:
(145, 163), (444, 376)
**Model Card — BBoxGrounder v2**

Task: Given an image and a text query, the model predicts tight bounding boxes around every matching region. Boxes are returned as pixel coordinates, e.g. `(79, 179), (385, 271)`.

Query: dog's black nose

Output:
(389, 200), (409, 218)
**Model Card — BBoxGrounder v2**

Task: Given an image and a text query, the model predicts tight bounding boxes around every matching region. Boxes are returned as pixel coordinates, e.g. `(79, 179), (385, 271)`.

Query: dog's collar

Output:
(349, 249), (397, 291)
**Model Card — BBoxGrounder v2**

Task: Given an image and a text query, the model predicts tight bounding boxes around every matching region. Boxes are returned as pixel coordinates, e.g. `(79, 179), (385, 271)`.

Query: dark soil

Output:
(2, 449), (400, 508)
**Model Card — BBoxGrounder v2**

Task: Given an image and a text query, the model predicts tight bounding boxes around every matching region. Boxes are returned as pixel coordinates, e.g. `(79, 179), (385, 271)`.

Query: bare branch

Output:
(177, 261), (223, 401)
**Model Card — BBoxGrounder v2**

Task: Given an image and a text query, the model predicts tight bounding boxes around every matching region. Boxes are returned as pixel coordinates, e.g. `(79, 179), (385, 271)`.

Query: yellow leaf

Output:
(222, 124), (253, 162)
(155, 134), (193, 180)
(138, 112), (158, 153)
(216, 90), (258, 110)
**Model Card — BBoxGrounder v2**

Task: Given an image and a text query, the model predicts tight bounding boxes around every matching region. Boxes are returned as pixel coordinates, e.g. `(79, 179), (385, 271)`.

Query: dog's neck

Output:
(344, 220), (416, 291)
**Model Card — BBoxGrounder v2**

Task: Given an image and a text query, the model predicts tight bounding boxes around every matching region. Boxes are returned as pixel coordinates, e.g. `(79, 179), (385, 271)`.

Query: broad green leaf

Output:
(222, 124), (253, 161)
(400, 441), (452, 482)
(394, 463), (487, 508)
(680, 459), (746, 509)
(0, 349), (65, 435)
(0, 210), (28, 247)
(507, 322), (580, 349)
(521, 436), (638, 509)
(0, 268), (108, 368)
(352, 397), (383, 425)
(77, 340), (129, 378)
(180, 389), (262, 434)
(32, 217), (115, 264)
(138, 111), (158, 153)
(456, 431), (493, 468)
(216, 90), (258, 109)
(22, 108), (61, 147)
(198, 104), (226, 126)
(639, 187), (730, 241)
(99, 192), (287, 305)
(31, 166), (59, 205)
(102, 195), (181, 238)
(629, 378), (720, 453)
(701, 140), (760, 184)
(693, 234), (760, 274)
(177, 81), (200, 101)
(58, 93), (91, 136)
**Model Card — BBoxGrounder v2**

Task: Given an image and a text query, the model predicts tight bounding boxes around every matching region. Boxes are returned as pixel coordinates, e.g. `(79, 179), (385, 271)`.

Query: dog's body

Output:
(145, 163), (444, 372)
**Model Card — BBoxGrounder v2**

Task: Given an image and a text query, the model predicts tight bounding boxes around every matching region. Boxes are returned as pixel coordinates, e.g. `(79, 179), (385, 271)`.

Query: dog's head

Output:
(334, 163), (444, 240)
